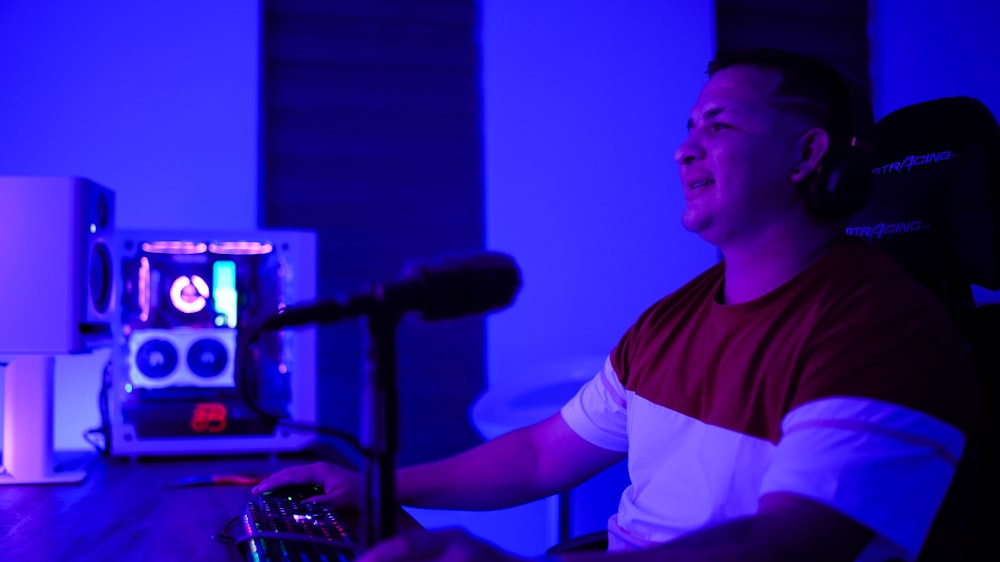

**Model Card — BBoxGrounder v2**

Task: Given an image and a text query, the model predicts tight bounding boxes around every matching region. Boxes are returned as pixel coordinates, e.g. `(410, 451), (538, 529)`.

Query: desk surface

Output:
(0, 448), (338, 561)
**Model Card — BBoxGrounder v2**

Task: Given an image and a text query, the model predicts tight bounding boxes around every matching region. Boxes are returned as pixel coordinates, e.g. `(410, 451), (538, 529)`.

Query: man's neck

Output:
(719, 222), (843, 305)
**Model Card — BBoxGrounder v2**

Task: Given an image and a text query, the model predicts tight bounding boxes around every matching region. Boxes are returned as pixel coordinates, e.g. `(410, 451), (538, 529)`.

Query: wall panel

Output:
(260, 0), (484, 466)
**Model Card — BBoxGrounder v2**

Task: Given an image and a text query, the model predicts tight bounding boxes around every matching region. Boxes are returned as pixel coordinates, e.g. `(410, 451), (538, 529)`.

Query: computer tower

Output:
(106, 228), (318, 457)
(0, 176), (115, 354)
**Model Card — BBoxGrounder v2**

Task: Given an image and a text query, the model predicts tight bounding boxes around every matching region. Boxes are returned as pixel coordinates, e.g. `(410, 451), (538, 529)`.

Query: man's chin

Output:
(680, 212), (708, 234)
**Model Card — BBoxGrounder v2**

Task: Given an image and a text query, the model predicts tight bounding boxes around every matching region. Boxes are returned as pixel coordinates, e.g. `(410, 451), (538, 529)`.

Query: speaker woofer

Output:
(90, 241), (113, 314)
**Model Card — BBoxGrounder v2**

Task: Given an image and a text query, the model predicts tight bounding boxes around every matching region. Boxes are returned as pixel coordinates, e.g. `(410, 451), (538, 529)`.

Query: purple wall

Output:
(0, 1), (260, 449)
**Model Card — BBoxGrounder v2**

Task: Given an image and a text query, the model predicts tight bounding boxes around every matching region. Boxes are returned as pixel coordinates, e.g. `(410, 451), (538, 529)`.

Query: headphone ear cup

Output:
(805, 65), (876, 219)
(808, 145), (874, 218)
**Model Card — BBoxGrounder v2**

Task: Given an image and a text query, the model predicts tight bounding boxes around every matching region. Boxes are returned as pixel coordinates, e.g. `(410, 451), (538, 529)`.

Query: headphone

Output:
(804, 69), (876, 219)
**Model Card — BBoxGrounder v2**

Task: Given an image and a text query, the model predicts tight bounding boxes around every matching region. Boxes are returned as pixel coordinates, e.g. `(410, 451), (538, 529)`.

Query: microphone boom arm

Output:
(248, 252), (522, 546)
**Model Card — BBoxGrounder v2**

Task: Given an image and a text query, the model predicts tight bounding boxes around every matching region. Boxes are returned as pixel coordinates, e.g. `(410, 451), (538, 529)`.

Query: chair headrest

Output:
(846, 96), (1000, 295)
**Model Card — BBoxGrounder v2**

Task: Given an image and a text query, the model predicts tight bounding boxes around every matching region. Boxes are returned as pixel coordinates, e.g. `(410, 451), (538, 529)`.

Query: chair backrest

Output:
(846, 96), (1000, 317)
(846, 95), (999, 561)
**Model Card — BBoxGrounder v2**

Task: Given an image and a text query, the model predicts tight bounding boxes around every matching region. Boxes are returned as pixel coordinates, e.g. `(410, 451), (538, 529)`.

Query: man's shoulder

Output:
(821, 235), (935, 295)
(616, 261), (725, 344)
(829, 234), (902, 269)
(644, 261), (725, 311)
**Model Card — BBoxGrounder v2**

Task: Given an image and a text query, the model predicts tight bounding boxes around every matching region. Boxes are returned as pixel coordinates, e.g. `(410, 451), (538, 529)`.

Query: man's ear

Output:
(790, 128), (830, 183)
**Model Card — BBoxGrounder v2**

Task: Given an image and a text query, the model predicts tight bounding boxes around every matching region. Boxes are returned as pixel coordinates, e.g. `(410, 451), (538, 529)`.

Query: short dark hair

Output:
(707, 48), (872, 154)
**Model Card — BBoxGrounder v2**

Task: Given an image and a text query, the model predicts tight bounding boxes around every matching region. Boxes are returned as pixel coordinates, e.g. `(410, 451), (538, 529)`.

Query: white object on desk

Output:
(1, 354), (87, 484)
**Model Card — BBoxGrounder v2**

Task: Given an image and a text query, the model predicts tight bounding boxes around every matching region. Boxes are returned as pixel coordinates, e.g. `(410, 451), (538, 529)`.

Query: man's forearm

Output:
(396, 413), (622, 511)
(397, 426), (553, 510)
(555, 494), (873, 562)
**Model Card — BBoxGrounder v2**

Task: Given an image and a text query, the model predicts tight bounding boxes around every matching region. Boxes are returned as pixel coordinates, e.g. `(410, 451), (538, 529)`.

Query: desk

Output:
(0, 448), (338, 561)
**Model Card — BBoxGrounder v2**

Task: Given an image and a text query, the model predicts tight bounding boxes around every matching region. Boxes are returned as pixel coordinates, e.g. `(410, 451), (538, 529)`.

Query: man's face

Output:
(675, 65), (810, 247)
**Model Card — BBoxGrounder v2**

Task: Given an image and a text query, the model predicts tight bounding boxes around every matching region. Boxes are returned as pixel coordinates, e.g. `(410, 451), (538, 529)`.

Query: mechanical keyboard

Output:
(238, 484), (362, 562)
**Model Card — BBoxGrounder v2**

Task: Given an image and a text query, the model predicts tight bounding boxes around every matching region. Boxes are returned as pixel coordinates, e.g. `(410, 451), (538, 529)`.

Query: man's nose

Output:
(674, 133), (701, 165)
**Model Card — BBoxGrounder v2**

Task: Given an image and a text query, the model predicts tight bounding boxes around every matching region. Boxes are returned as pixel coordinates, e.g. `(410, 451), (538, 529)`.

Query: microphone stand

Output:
(257, 293), (405, 547)
(361, 304), (402, 548)
(251, 253), (521, 546)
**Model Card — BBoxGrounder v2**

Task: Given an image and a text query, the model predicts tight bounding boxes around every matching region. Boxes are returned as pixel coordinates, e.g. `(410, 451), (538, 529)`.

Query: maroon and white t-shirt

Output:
(561, 237), (974, 561)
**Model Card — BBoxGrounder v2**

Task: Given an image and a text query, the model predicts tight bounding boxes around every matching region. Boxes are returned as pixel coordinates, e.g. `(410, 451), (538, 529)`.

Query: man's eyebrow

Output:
(687, 106), (728, 130)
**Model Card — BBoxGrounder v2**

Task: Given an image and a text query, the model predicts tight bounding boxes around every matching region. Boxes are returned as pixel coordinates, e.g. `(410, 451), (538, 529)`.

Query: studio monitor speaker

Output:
(0, 176), (116, 354)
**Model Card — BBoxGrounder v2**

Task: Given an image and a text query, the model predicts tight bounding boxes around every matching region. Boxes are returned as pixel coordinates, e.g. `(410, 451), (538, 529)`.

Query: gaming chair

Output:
(848, 96), (1000, 318)
(846, 95), (998, 561)
(547, 96), (1000, 560)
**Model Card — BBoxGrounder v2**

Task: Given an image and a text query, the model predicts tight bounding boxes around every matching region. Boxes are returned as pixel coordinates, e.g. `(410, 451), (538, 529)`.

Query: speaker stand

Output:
(0, 355), (87, 484)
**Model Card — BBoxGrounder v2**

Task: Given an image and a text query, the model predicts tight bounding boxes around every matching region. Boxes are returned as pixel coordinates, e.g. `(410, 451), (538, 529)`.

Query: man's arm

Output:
(399, 412), (625, 510)
(560, 492), (874, 562)
(356, 492), (874, 562)
(253, 412), (623, 513)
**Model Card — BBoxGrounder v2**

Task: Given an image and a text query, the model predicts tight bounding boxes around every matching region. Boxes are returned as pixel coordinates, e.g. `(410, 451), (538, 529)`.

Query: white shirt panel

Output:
(562, 363), (964, 561)
(763, 396), (965, 561)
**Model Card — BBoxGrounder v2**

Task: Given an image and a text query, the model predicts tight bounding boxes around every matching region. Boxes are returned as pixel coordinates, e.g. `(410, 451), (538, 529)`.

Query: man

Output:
(254, 48), (978, 561)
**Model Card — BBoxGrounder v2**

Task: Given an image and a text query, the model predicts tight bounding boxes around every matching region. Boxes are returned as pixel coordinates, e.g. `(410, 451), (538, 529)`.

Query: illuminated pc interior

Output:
(108, 230), (316, 457)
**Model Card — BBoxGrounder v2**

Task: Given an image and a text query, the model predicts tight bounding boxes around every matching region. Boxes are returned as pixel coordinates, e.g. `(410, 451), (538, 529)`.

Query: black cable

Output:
(82, 359), (113, 455)
(235, 323), (371, 459)
(211, 515), (242, 545)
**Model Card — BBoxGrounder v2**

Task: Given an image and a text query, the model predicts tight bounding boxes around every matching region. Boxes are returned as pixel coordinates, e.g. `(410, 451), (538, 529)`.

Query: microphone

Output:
(259, 251), (522, 330)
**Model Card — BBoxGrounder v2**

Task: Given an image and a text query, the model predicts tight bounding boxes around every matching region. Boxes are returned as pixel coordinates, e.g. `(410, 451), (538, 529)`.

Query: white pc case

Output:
(106, 229), (318, 457)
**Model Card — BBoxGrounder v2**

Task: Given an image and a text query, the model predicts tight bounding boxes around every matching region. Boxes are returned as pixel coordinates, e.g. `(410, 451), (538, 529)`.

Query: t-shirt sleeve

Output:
(762, 396), (964, 561)
(763, 276), (972, 561)
(559, 354), (630, 452)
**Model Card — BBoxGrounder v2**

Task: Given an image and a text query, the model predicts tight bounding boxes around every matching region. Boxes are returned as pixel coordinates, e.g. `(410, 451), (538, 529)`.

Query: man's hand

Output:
(252, 461), (363, 510)
(357, 527), (528, 562)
